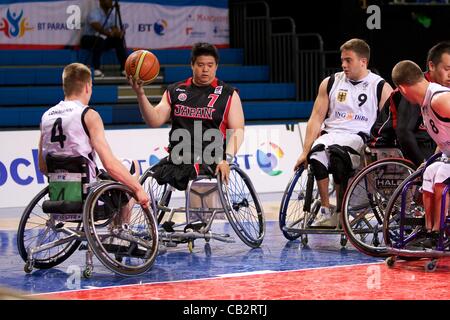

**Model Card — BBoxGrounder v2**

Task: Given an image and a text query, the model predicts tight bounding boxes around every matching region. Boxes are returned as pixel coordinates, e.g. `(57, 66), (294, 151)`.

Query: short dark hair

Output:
(392, 60), (424, 87)
(191, 42), (219, 64)
(427, 41), (450, 67)
(340, 38), (370, 63)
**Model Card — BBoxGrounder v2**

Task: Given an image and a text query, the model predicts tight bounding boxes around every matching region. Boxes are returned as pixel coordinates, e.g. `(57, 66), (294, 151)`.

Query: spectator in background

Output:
(80, 0), (127, 78)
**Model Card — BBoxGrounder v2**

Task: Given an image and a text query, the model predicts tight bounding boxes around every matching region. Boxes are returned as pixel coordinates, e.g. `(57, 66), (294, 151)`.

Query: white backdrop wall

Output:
(0, 124), (305, 208)
(0, 0), (229, 49)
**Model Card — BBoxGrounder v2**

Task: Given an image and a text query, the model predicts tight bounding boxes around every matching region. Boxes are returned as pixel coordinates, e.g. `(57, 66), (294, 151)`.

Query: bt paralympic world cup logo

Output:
(256, 142), (284, 176)
(0, 8), (33, 38)
(154, 19), (167, 36)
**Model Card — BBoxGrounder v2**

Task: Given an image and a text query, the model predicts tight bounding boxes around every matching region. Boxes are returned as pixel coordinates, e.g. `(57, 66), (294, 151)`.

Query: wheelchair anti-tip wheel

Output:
(17, 187), (82, 270)
(342, 158), (415, 257)
(83, 181), (159, 277)
(218, 164), (265, 248)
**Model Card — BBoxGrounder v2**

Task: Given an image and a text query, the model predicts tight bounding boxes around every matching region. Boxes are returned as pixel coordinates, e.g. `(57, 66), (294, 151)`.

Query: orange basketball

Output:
(125, 50), (160, 84)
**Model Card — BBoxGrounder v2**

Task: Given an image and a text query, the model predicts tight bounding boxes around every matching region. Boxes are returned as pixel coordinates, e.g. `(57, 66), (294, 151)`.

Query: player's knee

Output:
(309, 159), (328, 181)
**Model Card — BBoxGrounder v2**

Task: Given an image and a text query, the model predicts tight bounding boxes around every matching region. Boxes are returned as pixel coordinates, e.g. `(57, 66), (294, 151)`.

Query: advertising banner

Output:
(0, 0), (229, 49)
(0, 124), (303, 208)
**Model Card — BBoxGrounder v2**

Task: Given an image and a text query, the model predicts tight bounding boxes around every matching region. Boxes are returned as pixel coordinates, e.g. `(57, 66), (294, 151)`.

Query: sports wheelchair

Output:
(139, 162), (265, 252)
(383, 153), (450, 272)
(279, 146), (416, 249)
(17, 155), (159, 277)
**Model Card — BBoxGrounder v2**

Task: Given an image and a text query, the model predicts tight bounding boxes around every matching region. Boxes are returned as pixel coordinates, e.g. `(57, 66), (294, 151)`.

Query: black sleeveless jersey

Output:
(165, 77), (236, 164)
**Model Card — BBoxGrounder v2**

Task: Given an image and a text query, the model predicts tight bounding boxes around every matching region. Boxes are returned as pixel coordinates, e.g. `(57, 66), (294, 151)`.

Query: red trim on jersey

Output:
(184, 78), (193, 86)
(165, 90), (171, 105)
(219, 95), (233, 138)
(210, 78), (219, 88)
(194, 163), (200, 175)
(390, 89), (399, 130)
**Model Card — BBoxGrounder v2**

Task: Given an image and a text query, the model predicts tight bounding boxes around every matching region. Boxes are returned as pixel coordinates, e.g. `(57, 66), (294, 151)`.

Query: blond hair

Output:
(62, 63), (91, 96)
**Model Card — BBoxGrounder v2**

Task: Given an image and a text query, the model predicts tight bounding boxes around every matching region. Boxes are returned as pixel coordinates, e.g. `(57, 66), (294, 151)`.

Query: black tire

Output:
(83, 182), (159, 276)
(341, 158), (415, 257)
(383, 167), (425, 248)
(279, 167), (306, 241)
(17, 187), (81, 269)
(279, 166), (323, 241)
(139, 168), (172, 224)
(218, 165), (265, 248)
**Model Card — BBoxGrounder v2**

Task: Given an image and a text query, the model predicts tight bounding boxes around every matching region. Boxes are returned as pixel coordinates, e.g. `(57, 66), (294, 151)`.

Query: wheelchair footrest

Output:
(103, 243), (146, 258)
(184, 222), (207, 232)
(402, 217), (425, 226)
(162, 221), (175, 232)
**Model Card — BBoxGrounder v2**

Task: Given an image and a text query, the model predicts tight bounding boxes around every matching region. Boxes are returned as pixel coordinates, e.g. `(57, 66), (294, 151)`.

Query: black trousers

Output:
(80, 35), (126, 71)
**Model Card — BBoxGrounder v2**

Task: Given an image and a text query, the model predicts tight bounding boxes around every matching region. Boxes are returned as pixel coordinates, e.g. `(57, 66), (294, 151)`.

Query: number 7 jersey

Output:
(324, 71), (385, 136)
(41, 100), (98, 181)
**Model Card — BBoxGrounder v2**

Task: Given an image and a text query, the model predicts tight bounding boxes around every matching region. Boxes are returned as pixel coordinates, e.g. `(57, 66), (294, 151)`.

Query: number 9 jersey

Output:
(40, 100), (98, 181)
(324, 71), (385, 137)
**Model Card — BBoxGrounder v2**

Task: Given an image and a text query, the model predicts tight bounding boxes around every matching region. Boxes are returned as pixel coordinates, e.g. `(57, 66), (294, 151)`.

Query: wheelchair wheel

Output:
(17, 187), (82, 269)
(218, 165), (265, 248)
(139, 168), (172, 224)
(279, 166), (322, 241)
(83, 181), (159, 276)
(383, 168), (425, 249)
(342, 158), (415, 257)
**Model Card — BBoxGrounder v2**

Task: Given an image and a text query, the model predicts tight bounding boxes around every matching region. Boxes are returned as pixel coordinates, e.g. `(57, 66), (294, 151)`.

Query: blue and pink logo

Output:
(0, 9), (33, 38)
(256, 142), (284, 176)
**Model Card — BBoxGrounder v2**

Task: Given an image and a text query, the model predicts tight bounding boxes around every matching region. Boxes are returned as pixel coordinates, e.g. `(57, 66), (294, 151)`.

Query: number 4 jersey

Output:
(324, 71), (385, 137)
(41, 100), (98, 181)
(421, 82), (450, 156)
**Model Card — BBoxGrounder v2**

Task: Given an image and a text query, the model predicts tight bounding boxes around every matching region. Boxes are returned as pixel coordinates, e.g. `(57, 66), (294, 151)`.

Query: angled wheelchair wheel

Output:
(17, 187), (82, 269)
(342, 158), (415, 257)
(218, 165), (265, 248)
(383, 168), (425, 249)
(139, 168), (172, 224)
(279, 167), (309, 241)
(83, 181), (159, 276)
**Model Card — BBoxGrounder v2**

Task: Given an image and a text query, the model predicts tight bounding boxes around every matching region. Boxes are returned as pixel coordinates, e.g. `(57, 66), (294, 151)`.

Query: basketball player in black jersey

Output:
(128, 43), (245, 189)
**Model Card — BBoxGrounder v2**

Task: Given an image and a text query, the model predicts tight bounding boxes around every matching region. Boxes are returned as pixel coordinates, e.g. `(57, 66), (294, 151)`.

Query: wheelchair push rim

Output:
(342, 158), (416, 257)
(83, 181), (159, 277)
(218, 164), (265, 248)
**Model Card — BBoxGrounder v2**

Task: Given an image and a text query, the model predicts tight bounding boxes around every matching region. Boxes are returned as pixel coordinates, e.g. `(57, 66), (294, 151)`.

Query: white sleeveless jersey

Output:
(421, 82), (450, 156)
(41, 100), (98, 181)
(324, 71), (384, 136)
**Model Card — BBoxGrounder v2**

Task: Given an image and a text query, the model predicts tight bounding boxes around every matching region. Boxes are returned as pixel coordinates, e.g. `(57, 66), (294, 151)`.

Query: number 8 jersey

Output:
(421, 82), (450, 156)
(41, 100), (98, 181)
(324, 71), (385, 136)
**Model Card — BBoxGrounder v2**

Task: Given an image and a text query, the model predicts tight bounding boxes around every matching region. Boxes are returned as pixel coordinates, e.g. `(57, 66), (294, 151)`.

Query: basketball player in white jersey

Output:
(392, 60), (450, 245)
(294, 39), (393, 227)
(38, 63), (149, 211)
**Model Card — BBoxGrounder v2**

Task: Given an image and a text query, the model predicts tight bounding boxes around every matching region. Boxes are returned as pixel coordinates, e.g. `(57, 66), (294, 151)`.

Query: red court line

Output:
(41, 260), (450, 300)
